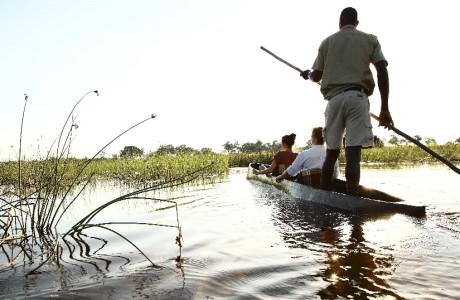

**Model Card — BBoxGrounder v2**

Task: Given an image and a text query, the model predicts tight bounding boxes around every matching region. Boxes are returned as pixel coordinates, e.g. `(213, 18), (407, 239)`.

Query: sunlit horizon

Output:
(2, 1), (459, 161)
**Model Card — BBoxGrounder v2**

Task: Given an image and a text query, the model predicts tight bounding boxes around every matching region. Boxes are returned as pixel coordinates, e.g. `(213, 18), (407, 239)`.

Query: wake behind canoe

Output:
(247, 164), (426, 218)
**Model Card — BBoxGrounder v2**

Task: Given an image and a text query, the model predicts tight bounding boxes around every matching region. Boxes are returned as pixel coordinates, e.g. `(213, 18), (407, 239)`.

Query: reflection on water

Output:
(261, 189), (404, 299)
(1, 164), (460, 299)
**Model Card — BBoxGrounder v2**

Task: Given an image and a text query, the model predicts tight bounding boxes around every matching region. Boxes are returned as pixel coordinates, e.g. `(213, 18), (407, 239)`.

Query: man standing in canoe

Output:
(300, 7), (393, 195)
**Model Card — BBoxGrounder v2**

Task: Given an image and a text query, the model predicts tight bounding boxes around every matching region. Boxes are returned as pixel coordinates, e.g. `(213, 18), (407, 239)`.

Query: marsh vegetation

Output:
(0, 91), (226, 278)
(1, 90), (459, 281)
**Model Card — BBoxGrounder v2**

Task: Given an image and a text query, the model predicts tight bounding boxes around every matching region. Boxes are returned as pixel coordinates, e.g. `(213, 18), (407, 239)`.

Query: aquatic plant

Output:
(0, 91), (212, 275)
(223, 145), (460, 168)
(227, 151), (276, 168)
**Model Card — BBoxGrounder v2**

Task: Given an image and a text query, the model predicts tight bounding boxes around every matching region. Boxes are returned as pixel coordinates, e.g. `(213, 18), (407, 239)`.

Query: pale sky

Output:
(1, 0), (459, 161)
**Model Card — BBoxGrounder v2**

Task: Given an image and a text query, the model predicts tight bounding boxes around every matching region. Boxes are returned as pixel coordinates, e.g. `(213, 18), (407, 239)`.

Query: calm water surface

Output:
(1, 164), (459, 299)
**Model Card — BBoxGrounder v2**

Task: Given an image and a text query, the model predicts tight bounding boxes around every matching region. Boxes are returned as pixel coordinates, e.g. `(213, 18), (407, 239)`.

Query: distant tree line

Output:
(113, 135), (460, 158)
(223, 134), (460, 151)
(152, 144), (214, 156)
(374, 135), (460, 146)
(115, 144), (214, 158)
(224, 135), (385, 153)
(222, 140), (283, 154)
(387, 134), (438, 146)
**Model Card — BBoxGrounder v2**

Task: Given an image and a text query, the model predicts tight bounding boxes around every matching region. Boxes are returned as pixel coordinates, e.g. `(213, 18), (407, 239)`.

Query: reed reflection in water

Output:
(1, 164), (460, 299)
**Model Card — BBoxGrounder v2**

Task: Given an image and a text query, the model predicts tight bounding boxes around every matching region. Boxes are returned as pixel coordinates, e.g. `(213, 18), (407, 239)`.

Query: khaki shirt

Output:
(312, 25), (387, 100)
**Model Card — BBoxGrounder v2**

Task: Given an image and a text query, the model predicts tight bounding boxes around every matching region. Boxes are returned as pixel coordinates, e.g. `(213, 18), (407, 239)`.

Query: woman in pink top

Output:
(253, 133), (298, 177)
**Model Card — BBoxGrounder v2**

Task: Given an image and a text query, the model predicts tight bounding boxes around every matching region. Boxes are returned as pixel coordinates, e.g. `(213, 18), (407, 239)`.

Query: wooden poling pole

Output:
(370, 113), (460, 175)
(260, 46), (321, 87)
(260, 46), (303, 73)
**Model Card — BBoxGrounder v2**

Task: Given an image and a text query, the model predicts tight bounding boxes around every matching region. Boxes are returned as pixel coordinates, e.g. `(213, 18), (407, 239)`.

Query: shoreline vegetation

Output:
(1, 90), (458, 277)
(229, 144), (460, 168)
(1, 144), (459, 186)
(1, 91), (191, 276)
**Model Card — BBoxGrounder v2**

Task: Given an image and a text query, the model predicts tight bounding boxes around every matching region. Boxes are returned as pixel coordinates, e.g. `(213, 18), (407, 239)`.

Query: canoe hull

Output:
(247, 165), (426, 217)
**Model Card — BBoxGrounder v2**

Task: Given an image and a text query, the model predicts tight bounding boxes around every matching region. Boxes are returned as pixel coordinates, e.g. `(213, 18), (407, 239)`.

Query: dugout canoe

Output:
(247, 164), (426, 217)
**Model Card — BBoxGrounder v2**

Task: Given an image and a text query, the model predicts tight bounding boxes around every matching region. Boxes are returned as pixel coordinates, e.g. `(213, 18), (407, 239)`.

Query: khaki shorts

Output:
(323, 90), (374, 149)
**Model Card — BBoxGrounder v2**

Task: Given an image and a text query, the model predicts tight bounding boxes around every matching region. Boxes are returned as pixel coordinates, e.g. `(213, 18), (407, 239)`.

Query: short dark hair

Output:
(311, 127), (324, 144)
(340, 7), (358, 25)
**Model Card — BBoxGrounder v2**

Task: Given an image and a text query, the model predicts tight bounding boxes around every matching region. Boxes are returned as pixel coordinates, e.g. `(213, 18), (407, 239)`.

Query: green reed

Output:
(1, 91), (221, 275)
(227, 151), (277, 168)
(2, 91), (99, 275)
(84, 154), (229, 184)
(222, 145), (460, 168)
(359, 144), (460, 164)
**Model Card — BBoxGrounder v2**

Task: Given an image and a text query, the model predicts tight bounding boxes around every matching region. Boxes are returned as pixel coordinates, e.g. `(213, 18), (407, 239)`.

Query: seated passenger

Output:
(252, 133), (298, 177)
(275, 127), (339, 187)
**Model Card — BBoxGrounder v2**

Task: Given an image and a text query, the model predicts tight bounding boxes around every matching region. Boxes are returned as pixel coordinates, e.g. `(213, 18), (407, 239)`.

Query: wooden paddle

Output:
(370, 113), (460, 175)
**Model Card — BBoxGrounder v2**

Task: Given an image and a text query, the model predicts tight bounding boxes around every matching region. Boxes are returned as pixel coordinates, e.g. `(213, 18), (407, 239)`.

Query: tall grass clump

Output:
(82, 153), (229, 185)
(228, 151), (276, 168)
(220, 144), (460, 168)
(0, 91), (214, 275)
(360, 144), (460, 164)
